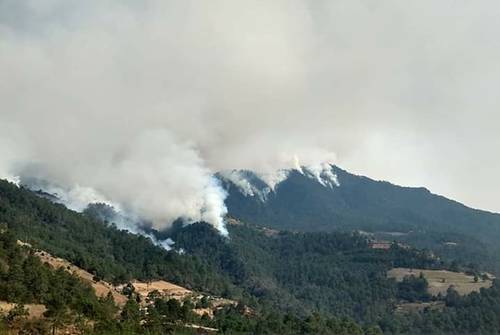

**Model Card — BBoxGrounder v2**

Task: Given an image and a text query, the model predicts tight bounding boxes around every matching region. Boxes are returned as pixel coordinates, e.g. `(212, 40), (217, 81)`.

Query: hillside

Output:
(221, 165), (500, 235)
(4, 179), (500, 333)
(0, 179), (235, 295)
(0, 179), (374, 333)
(0, 230), (249, 334)
(220, 165), (500, 273)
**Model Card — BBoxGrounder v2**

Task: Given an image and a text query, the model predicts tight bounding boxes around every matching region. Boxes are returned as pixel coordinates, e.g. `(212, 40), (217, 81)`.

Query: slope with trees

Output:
(4, 179), (500, 333)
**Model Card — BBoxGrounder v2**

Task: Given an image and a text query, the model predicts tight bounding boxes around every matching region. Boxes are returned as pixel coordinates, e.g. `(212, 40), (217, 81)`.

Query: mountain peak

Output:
(217, 163), (340, 201)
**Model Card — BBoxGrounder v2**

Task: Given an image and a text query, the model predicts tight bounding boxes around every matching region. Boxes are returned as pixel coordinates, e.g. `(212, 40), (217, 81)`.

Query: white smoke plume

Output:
(0, 0), (337, 234)
(104, 210), (177, 251)
(15, 129), (229, 235)
(2, 0), (500, 226)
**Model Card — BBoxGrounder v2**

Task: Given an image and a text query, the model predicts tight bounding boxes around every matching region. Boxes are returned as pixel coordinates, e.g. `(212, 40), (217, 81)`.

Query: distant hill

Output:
(219, 165), (500, 272)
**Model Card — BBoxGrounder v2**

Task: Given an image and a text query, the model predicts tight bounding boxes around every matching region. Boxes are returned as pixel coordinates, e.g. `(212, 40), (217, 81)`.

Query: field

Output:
(119, 280), (192, 301)
(388, 268), (494, 296)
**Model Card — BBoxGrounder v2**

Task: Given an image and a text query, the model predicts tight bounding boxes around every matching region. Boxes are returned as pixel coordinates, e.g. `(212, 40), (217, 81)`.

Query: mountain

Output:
(219, 164), (500, 233)
(218, 165), (500, 272)
(3, 172), (500, 333)
(0, 179), (388, 333)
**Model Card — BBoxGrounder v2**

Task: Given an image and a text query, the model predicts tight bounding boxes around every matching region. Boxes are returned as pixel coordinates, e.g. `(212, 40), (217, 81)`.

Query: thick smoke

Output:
(0, 0), (338, 233)
(1, 0), (500, 225)
(15, 129), (229, 235)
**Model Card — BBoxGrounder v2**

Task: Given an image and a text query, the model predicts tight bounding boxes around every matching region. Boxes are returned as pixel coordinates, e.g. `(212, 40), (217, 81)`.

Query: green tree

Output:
(120, 298), (142, 333)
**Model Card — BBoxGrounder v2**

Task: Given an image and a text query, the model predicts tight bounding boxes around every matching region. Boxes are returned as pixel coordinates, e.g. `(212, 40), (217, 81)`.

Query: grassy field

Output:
(388, 268), (494, 296)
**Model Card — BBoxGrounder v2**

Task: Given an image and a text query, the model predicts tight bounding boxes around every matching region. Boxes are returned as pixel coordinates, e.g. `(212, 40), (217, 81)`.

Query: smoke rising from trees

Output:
(1, 0), (500, 233)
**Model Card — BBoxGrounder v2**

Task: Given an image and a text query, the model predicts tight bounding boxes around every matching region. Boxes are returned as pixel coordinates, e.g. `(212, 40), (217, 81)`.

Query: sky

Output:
(1, 0), (500, 230)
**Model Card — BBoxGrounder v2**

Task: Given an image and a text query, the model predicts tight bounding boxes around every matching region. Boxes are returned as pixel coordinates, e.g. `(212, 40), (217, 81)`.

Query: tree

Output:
(44, 296), (71, 335)
(445, 287), (461, 307)
(120, 298), (142, 333)
(397, 274), (431, 302)
(365, 325), (384, 335)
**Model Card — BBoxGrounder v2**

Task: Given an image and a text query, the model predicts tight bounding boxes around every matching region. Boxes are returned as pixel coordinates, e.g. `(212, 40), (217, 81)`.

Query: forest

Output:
(2, 179), (500, 334)
(222, 166), (500, 273)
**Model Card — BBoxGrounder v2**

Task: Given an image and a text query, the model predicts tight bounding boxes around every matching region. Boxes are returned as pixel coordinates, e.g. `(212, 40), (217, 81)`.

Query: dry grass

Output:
(127, 280), (192, 300)
(35, 251), (128, 306)
(193, 307), (213, 318)
(27, 243), (237, 320)
(35, 249), (237, 316)
(0, 301), (46, 319)
(388, 268), (494, 296)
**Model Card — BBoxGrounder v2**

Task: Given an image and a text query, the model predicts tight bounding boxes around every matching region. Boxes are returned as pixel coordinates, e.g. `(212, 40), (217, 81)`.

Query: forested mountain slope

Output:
(4, 179), (500, 333)
(220, 165), (500, 272)
(222, 165), (500, 235)
(0, 179), (233, 294)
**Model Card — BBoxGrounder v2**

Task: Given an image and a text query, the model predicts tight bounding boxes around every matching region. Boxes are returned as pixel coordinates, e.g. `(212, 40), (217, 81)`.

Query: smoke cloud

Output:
(1, 0), (500, 232)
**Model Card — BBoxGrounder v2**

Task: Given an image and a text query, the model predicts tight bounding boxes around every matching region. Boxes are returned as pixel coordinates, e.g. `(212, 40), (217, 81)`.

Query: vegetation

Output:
(0, 180), (233, 294)
(0, 221), (372, 334)
(0, 228), (116, 333)
(396, 274), (431, 303)
(3, 179), (500, 333)
(382, 280), (500, 334)
(222, 166), (500, 273)
(168, 222), (442, 322)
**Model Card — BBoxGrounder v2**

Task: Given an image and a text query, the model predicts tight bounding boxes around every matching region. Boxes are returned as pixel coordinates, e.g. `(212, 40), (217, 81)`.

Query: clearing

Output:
(118, 280), (192, 301)
(388, 267), (494, 296)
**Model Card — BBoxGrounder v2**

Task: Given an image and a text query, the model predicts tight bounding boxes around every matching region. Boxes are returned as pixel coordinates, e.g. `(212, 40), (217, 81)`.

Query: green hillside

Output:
(221, 166), (500, 273)
(3, 179), (500, 333)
